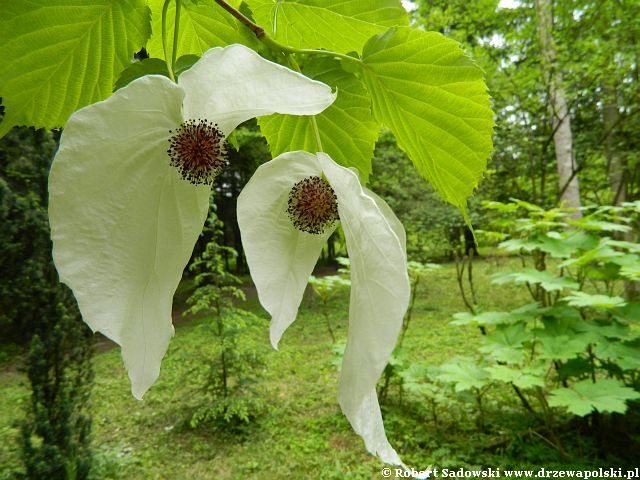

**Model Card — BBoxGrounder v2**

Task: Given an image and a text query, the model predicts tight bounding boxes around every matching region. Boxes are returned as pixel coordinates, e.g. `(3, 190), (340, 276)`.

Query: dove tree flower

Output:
(48, 44), (336, 400)
(237, 151), (410, 465)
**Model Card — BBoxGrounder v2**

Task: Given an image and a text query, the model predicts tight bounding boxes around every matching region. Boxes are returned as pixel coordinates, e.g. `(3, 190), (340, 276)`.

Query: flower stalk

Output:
(161, 0), (175, 81)
(161, 0), (184, 82)
(171, 0), (182, 73)
(286, 54), (324, 152)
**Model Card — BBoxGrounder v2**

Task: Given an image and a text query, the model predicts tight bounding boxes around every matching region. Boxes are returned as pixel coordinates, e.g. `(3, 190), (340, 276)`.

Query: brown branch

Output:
(213, 0), (265, 38)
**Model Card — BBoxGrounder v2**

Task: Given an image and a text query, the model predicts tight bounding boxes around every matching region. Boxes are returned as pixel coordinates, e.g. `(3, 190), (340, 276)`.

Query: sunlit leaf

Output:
(0, 0), (151, 136)
(487, 365), (545, 389)
(247, 0), (408, 53)
(568, 218), (631, 233)
(480, 323), (530, 364)
(492, 269), (579, 292)
(259, 57), (379, 180)
(565, 292), (626, 310)
(436, 357), (490, 392)
(548, 379), (640, 416)
(360, 27), (494, 217)
(146, 0), (258, 60)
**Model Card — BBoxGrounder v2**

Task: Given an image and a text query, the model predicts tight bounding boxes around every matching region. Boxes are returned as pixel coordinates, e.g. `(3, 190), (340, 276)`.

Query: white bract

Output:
(48, 44), (336, 400)
(237, 151), (410, 465)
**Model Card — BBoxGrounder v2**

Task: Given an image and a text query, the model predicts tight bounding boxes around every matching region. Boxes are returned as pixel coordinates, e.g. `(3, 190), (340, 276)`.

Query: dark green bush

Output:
(1, 128), (94, 479)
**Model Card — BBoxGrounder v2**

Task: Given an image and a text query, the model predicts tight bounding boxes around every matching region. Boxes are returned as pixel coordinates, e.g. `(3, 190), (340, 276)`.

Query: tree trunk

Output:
(535, 0), (582, 218)
(603, 83), (627, 205)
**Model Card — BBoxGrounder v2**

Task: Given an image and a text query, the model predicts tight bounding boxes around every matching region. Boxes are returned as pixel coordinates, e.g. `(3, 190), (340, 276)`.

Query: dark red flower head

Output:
(287, 176), (339, 234)
(168, 119), (228, 185)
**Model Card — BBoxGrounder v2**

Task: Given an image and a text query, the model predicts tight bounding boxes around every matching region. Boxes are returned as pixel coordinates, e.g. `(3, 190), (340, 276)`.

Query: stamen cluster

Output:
(168, 119), (228, 185)
(287, 176), (339, 234)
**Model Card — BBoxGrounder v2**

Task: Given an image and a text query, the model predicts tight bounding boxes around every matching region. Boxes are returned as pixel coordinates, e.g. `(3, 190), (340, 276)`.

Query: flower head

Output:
(167, 119), (228, 185)
(237, 151), (410, 465)
(287, 175), (339, 234)
(48, 45), (336, 400)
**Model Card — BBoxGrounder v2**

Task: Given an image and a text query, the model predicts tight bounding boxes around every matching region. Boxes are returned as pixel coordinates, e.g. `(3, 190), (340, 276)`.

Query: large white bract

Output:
(237, 151), (410, 465)
(48, 44), (336, 400)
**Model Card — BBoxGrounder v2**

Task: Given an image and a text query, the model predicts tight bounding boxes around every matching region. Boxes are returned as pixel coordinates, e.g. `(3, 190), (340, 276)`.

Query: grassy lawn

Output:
(0, 255), (622, 479)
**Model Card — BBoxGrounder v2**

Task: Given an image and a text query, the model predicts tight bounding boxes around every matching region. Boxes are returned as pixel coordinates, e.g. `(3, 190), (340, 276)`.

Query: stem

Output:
(161, 0), (176, 82)
(512, 384), (539, 418)
(398, 275), (419, 348)
(171, 0), (182, 72)
(323, 307), (335, 343)
(534, 387), (568, 460)
(214, 0), (265, 38)
(212, 0), (362, 67)
(454, 252), (476, 315)
(475, 388), (485, 431)
(310, 116), (323, 152)
(287, 55), (324, 151)
(270, 40), (363, 65)
(467, 250), (477, 305)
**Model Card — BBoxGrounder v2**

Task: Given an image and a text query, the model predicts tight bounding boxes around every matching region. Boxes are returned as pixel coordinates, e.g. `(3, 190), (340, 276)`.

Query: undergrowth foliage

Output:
(184, 205), (266, 428)
(386, 200), (640, 463)
(308, 271), (351, 344)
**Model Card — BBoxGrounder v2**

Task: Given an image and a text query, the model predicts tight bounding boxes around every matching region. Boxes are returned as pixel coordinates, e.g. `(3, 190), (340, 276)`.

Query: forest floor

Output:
(0, 255), (628, 479)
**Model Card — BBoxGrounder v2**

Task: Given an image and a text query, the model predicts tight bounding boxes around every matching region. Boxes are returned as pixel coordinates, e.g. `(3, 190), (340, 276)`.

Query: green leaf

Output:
(603, 239), (640, 253)
(557, 358), (593, 380)
(451, 303), (541, 328)
(487, 365), (545, 389)
(565, 292), (626, 310)
(563, 231), (600, 251)
(174, 54), (201, 76)
(499, 238), (541, 253)
(114, 58), (169, 91)
(595, 342), (640, 370)
(0, 0), (151, 135)
(537, 335), (589, 361)
(482, 200), (520, 212)
(615, 302), (640, 324)
(146, 0), (258, 60)
(360, 28), (494, 217)
(583, 263), (622, 281)
(399, 363), (436, 398)
(561, 244), (625, 268)
(609, 252), (640, 268)
(548, 379), (640, 416)
(499, 233), (577, 258)
(621, 264), (640, 282)
(538, 308), (584, 335)
(568, 218), (631, 233)
(492, 269), (579, 292)
(247, 0), (408, 54)
(584, 319), (632, 340)
(259, 57), (379, 180)
(480, 323), (530, 364)
(537, 233), (580, 258)
(436, 357), (490, 392)
(512, 199), (545, 212)
(451, 311), (513, 327)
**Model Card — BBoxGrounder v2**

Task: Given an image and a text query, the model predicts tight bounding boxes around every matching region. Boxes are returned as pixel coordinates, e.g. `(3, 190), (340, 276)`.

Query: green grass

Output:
(0, 256), (631, 479)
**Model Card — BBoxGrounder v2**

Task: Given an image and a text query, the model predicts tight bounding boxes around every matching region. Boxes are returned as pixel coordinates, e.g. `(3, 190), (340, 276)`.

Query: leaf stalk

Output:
(161, 0), (176, 81)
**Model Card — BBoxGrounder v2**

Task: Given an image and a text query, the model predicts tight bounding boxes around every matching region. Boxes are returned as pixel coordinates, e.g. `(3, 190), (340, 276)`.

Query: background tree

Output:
(535, 0), (582, 216)
(0, 128), (94, 479)
(410, 0), (639, 211)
